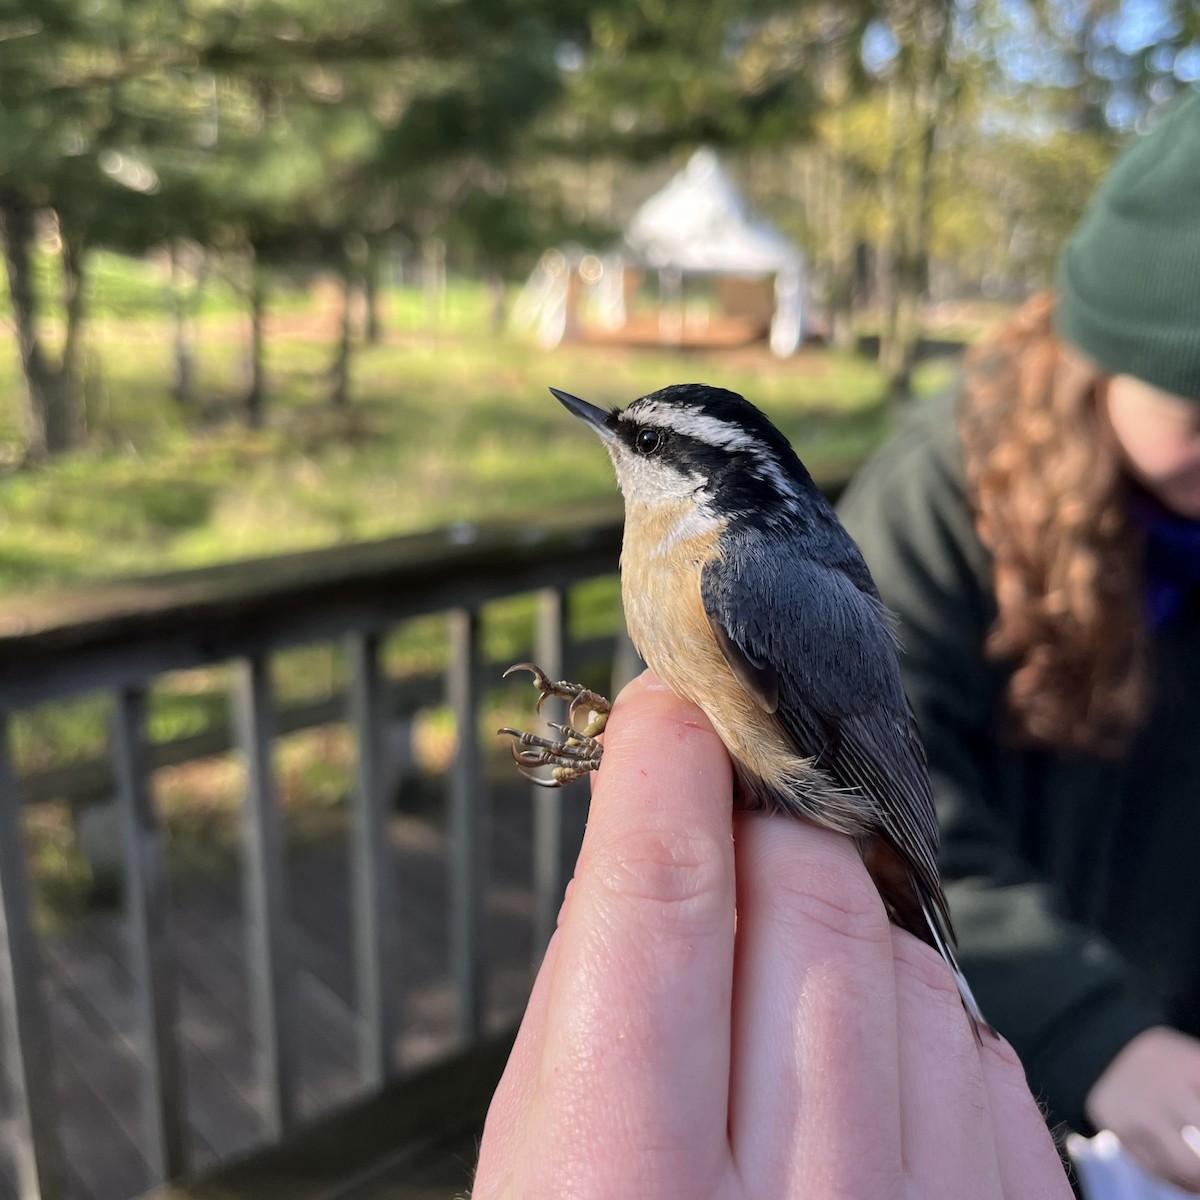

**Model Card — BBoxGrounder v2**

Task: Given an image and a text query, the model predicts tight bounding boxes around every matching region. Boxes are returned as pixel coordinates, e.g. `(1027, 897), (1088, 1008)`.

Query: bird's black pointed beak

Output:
(549, 387), (616, 443)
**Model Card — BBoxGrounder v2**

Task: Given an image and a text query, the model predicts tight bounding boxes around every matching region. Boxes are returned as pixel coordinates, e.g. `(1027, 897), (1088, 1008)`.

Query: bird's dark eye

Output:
(634, 428), (664, 455)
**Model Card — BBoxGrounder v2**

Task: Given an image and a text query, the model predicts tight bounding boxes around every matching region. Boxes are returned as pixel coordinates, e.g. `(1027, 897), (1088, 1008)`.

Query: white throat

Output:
(608, 442), (724, 556)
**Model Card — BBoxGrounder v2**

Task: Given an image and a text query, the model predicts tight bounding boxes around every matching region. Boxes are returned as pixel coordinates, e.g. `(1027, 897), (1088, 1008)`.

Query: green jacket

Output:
(838, 388), (1200, 1133)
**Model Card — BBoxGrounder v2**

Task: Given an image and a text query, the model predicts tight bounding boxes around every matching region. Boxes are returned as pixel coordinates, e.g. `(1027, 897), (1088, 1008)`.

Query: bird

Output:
(499, 381), (989, 1034)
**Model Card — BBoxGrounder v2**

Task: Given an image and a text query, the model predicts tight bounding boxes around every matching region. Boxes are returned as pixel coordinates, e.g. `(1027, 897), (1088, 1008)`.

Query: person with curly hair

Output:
(839, 90), (1200, 1191)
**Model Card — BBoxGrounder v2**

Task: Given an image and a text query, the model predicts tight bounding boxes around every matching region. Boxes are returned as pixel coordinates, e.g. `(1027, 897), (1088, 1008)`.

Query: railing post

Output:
(232, 657), (294, 1137)
(447, 608), (486, 1043)
(346, 631), (400, 1087)
(531, 588), (587, 958)
(111, 687), (188, 1184)
(0, 718), (65, 1200)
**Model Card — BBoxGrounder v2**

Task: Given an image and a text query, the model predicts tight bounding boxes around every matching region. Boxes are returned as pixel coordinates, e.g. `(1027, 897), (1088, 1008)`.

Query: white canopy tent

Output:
(513, 149), (807, 355)
(622, 149), (806, 356)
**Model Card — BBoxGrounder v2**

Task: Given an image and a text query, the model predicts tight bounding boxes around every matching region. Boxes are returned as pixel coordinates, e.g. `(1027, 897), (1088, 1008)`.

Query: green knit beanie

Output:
(1055, 90), (1200, 402)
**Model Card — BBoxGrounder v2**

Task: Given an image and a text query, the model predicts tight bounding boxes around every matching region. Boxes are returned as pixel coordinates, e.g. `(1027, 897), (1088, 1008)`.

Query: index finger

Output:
(529, 670), (737, 1192)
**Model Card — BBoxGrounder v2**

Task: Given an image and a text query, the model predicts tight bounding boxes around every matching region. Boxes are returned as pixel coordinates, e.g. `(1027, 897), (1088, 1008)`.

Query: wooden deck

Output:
(0, 778), (554, 1200)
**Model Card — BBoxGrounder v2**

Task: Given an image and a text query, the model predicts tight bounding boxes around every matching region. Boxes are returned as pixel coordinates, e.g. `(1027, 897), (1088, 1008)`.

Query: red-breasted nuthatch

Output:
(501, 382), (988, 1033)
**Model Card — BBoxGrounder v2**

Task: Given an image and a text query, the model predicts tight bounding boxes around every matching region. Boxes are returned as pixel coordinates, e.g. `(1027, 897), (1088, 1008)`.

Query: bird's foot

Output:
(497, 663), (611, 787)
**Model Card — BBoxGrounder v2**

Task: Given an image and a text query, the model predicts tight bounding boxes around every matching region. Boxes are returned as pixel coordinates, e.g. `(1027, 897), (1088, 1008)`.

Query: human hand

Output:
(1086, 1026), (1200, 1192)
(475, 671), (1072, 1199)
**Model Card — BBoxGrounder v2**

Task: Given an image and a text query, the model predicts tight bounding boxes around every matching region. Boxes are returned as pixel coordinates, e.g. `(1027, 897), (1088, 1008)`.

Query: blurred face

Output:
(1106, 375), (1200, 519)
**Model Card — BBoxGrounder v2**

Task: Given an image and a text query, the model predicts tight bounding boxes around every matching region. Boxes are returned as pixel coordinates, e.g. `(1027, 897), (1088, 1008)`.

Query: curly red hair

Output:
(958, 294), (1147, 754)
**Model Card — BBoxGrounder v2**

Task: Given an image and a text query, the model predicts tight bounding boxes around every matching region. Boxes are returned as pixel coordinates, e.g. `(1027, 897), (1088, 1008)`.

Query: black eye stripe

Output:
(622, 424), (731, 464)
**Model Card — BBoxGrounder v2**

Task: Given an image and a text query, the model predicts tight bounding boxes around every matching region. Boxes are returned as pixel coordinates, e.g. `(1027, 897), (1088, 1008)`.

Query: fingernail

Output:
(638, 668), (670, 691)
(1183, 1125), (1200, 1160)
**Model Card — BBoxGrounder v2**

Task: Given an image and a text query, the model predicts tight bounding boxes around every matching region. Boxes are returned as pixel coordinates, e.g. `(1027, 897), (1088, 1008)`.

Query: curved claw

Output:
(513, 748), (550, 769)
(503, 738), (560, 771)
(568, 694), (596, 729)
(516, 765), (564, 788)
(502, 738), (539, 767)
(502, 662), (558, 714)
(502, 732), (570, 787)
(502, 662), (551, 689)
(499, 666), (605, 786)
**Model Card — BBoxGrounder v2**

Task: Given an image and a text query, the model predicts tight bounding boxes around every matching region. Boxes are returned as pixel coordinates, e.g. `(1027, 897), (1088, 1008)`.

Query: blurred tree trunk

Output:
(825, 151), (858, 351)
(244, 244), (267, 428)
(329, 251), (354, 408)
(0, 192), (84, 458)
(57, 221), (88, 444)
(170, 242), (206, 407)
(329, 233), (369, 407)
(59, 224), (86, 402)
(487, 270), (507, 335)
(799, 139), (859, 352)
(423, 237), (445, 345)
(797, 18), (865, 355)
(878, 0), (953, 406)
(362, 243), (382, 345)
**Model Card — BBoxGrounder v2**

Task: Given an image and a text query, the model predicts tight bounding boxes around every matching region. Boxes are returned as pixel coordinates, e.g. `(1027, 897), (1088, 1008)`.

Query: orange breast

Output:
(620, 502), (806, 793)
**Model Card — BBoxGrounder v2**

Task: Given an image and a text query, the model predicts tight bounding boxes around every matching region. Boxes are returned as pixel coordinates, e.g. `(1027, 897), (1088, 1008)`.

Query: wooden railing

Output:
(0, 502), (636, 1200)
(0, 474), (851, 1200)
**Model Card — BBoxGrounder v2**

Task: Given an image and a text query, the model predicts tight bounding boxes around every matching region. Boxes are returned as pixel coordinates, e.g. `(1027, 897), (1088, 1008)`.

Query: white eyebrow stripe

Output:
(621, 398), (804, 512)
(623, 402), (764, 453)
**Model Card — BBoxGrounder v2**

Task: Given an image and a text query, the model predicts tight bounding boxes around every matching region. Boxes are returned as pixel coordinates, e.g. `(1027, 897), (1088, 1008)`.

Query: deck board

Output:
(0, 778), (555, 1200)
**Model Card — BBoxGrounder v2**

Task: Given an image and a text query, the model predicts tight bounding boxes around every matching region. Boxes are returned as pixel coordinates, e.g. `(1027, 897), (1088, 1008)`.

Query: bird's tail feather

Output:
(919, 889), (995, 1041)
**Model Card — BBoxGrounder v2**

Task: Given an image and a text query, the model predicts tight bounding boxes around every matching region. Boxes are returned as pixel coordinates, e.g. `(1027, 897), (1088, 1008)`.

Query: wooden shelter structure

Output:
(514, 150), (807, 356)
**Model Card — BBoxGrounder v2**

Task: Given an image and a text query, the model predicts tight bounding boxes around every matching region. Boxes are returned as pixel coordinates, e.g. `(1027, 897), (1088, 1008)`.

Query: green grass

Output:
(0, 282), (953, 591)
(0, 258), (964, 924)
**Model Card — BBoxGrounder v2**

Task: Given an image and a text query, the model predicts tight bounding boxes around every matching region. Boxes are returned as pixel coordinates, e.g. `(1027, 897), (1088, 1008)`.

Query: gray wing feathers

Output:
(706, 612), (780, 713)
(700, 540), (943, 900)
